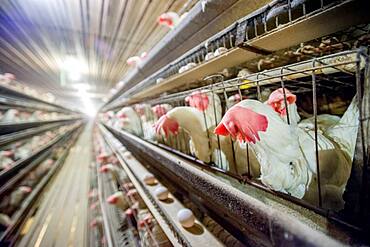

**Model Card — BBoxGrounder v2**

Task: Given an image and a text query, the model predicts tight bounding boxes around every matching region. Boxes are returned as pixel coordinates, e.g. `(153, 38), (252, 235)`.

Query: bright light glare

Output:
(73, 83), (91, 91)
(61, 56), (88, 82)
(79, 88), (97, 117)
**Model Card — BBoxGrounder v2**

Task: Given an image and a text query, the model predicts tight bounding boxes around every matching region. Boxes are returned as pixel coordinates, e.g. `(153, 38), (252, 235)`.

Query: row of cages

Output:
(90, 127), (173, 247)
(117, 0), (354, 100)
(101, 49), (370, 234)
(0, 123), (83, 243)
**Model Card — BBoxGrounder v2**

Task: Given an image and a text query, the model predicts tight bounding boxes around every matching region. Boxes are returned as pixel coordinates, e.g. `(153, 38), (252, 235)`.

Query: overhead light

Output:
(69, 71), (81, 81)
(60, 56), (88, 82)
(73, 83), (91, 91)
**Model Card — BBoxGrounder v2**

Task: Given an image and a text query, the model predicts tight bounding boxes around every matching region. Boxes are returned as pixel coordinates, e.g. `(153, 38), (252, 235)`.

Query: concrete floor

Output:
(17, 123), (92, 247)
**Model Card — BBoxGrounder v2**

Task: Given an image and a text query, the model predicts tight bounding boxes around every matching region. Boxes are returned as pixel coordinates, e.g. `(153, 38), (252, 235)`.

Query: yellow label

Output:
(240, 80), (254, 89)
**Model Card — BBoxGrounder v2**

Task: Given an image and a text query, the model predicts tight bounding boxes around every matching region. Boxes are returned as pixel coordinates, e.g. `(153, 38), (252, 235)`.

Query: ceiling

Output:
(0, 0), (195, 110)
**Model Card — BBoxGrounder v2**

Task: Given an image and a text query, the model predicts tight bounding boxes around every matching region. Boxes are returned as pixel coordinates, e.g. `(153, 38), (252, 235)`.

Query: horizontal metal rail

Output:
(0, 117), (82, 135)
(104, 125), (348, 247)
(0, 120), (75, 148)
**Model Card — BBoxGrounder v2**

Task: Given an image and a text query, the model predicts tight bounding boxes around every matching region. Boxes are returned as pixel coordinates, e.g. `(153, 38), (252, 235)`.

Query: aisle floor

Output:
(17, 123), (92, 247)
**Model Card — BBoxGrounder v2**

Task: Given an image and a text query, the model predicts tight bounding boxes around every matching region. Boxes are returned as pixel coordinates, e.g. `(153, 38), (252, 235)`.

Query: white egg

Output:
(123, 151), (132, 159)
(177, 208), (195, 228)
(154, 186), (169, 200)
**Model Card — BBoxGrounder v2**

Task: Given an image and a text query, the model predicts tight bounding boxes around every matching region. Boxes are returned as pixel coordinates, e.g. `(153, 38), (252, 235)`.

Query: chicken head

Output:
(267, 88), (296, 116)
(185, 91), (209, 111)
(154, 114), (179, 137)
(214, 105), (268, 144)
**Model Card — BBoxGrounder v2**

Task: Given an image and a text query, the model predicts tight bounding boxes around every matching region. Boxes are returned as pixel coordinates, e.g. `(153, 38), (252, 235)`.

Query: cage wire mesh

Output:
(107, 48), (370, 231)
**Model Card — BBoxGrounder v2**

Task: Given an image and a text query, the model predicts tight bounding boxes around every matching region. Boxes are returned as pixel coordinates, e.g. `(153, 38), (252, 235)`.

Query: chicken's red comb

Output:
(152, 104), (167, 118)
(4, 73), (15, 80)
(99, 165), (111, 173)
(90, 201), (99, 210)
(106, 194), (119, 204)
(126, 189), (137, 197)
(153, 115), (179, 137)
(125, 208), (134, 216)
(157, 14), (174, 27)
(214, 106), (268, 144)
(19, 186), (32, 193)
(266, 88), (296, 116)
(2, 150), (14, 157)
(185, 91), (209, 111)
(267, 88), (296, 105)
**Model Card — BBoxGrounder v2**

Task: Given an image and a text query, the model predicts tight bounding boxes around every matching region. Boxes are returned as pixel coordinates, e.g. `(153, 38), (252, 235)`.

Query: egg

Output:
(142, 173), (156, 185)
(123, 151), (132, 159)
(154, 186), (169, 200)
(177, 208), (195, 228)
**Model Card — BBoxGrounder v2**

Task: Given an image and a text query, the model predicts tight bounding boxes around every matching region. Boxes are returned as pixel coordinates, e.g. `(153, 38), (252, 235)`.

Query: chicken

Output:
(154, 92), (236, 172)
(90, 216), (104, 236)
(106, 191), (129, 211)
(1, 109), (20, 122)
(127, 189), (146, 209)
(266, 88), (348, 139)
(34, 159), (54, 178)
(88, 188), (98, 199)
(0, 150), (14, 170)
(157, 12), (185, 29)
(215, 97), (358, 210)
(10, 186), (32, 208)
(99, 164), (123, 183)
(0, 213), (12, 232)
(127, 52), (147, 67)
(14, 144), (32, 160)
(152, 104), (172, 119)
(154, 107), (211, 163)
(267, 88), (346, 131)
(114, 107), (143, 136)
(226, 94), (247, 109)
(185, 91), (222, 128)
(135, 104), (157, 140)
(266, 88), (301, 125)
(0, 186), (32, 215)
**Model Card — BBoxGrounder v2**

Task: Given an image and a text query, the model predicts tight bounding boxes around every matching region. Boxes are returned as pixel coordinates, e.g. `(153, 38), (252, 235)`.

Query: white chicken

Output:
(99, 163), (123, 183)
(106, 191), (129, 211)
(152, 104), (173, 119)
(14, 142), (32, 160)
(215, 96), (358, 210)
(10, 186), (32, 207)
(226, 94), (247, 109)
(135, 104), (157, 140)
(185, 91), (222, 128)
(267, 88), (357, 159)
(157, 12), (187, 29)
(0, 150), (14, 170)
(113, 107), (143, 137)
(154, 91), (235, 171)
(127, 52), (147, 67)
(266, 88), (340, 130)
(1, 109), (20, 123)
(0, 213), (12, 229)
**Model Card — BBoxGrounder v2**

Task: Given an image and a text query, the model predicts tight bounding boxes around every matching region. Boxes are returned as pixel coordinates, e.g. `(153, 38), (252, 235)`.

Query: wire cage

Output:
(106, 48), (370, 232)
(112, 0), (349, 102)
